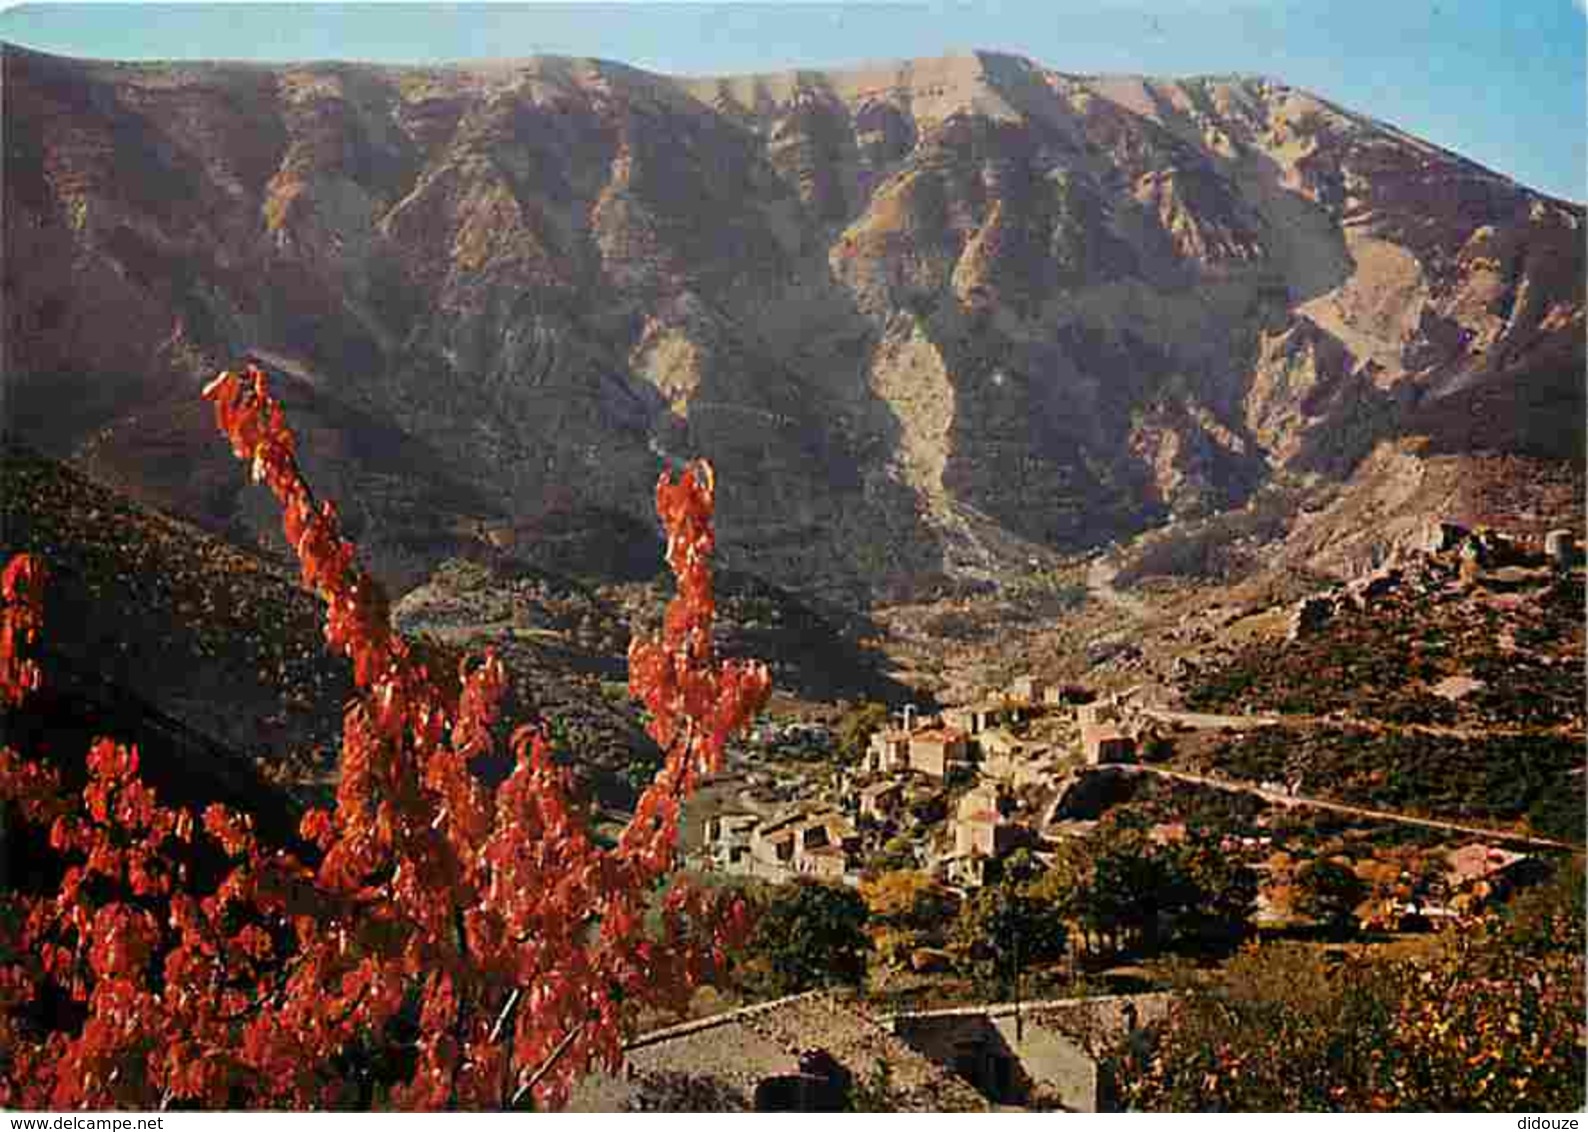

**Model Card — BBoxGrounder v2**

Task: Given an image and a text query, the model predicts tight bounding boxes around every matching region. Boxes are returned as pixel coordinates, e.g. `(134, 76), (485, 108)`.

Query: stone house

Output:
(1008, 675), (1047, 704)
(908, 728), (969, 778)
(952, 783), (1021, 859)
(704, 812), (760, 873)
(866, 728), (913, 774)
(1425, 519), (1470, 554)
(941, 702), (1008, 737)
(799, 843), (851, 882)
(975, 728), (1056, 785)
(1075, 700), (1122, 729)
(1545, 528), (1579, 570)
(858, 779), (905, 820)
(748, 810), (861, 882)
(1081, 724), (1135, 766)
(1042, 684), (1090, 707)
(749, 813), (804, 876)
(940, 706), (972, 734)
(569, 990), (989, 1111)
(794, 813), (860, 880)
(941, 784), (1034, 888)
(941, 850), (997, 889)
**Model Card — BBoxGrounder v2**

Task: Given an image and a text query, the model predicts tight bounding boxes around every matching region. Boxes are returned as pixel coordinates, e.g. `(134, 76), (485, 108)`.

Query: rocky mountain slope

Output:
(5, 45), (1581, 600)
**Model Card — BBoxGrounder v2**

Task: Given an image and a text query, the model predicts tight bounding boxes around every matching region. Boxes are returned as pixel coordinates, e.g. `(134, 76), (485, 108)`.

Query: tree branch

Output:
(509, 1021), (584, 1110)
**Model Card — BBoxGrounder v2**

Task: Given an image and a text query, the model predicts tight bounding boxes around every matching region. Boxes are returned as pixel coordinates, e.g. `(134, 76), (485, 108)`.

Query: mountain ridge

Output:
(4, 42), (1581, 601)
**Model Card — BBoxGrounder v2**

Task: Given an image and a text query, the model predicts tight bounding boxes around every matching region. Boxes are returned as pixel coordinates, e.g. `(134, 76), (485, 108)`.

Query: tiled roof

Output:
(911, 728), (967, 743)
(758, 809), (820, 834)
(1446, 843), (1527, 883)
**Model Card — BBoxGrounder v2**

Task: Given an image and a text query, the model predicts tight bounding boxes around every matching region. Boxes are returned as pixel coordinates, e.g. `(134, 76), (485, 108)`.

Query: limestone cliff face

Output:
(4, 46), (1581, 598)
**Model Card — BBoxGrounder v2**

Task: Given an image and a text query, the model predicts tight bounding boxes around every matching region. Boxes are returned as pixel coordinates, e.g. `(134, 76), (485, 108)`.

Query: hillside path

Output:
(1138, 707), (1575, 742)
(1084, 554), (1151, 620)
(1109, 764), (1579, 852)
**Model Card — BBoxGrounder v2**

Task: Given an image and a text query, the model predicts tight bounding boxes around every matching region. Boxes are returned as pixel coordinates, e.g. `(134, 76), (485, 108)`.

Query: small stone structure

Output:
(569, 991), (989, 1111)
(1345, 565), (1401, 607)
(1042, 684), (1086, 707)
(976, 727), (1023, 759)
(883, 993), (1173, 1111)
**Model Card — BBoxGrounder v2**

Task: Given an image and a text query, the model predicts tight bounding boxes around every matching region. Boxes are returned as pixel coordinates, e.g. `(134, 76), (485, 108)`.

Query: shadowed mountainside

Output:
(0, 444), (908, 809)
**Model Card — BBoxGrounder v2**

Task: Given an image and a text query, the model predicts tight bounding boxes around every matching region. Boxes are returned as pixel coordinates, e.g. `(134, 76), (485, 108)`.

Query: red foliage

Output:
(0, 364), (770, 1109)
(0, 553), (45, 707)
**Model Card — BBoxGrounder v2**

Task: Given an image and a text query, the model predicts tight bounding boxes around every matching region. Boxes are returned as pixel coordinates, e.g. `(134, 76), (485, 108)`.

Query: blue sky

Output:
(2, 1), (1583, 201)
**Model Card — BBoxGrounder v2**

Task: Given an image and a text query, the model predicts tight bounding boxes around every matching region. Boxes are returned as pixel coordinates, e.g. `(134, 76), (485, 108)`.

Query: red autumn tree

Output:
(0, 364), (770, 1110)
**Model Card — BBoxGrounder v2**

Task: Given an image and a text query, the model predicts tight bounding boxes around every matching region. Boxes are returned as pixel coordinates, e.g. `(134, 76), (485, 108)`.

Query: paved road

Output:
(1109, 764), (1579, 852)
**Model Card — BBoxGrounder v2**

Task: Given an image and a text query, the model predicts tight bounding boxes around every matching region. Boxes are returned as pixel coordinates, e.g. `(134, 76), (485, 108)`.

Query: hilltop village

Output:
(684, 519), (1581, 945)
(561, 521), (1584, 1110)
(698, 672), (1166, 889)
